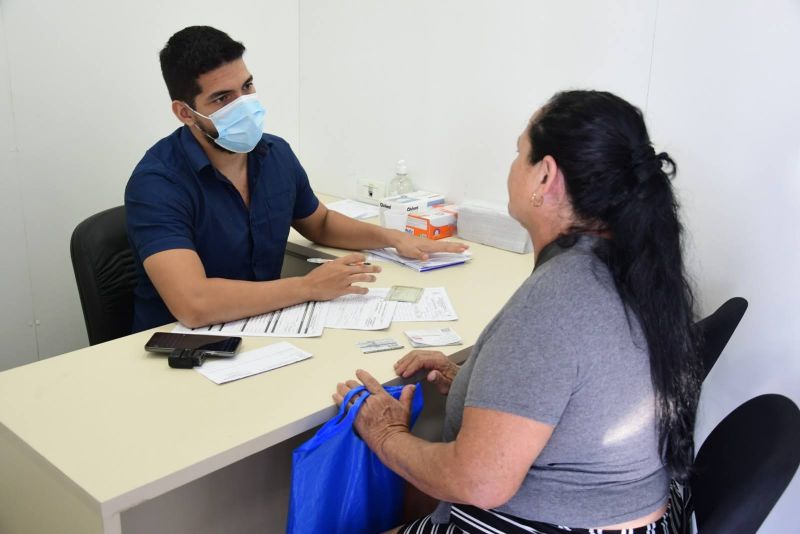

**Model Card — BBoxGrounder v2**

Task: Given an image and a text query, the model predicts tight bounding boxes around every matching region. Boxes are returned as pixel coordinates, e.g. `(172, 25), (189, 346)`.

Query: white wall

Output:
(298, 1), (800, 531)
(0, 0), (300, 367)
(647, 2), (800, 531)
(298, 0), (657, 205)
(0, 6), (38, 369)
(1, 0), (799, 530)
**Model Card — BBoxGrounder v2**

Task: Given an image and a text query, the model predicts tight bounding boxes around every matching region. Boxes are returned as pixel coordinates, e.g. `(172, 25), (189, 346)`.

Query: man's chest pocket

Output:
(252, 187), (295, 241)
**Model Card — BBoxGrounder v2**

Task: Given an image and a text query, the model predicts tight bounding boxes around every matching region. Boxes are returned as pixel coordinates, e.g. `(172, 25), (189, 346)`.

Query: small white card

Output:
(357, 338), (404, 354)
(404, 327), (462, 348)
(195, 342), (312, 384)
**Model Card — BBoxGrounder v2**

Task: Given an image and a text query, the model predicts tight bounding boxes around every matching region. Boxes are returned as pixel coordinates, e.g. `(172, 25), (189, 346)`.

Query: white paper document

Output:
(173, 301), (329, 337)
(392, 287), (458, 322)
(405, 327), (462, 348)
(326, 199), (381, 220)
(366, 248), (472, 272)
(324, 290), (398, 330)
(195, 342), (312, 384)
(173, 287), (457, 338)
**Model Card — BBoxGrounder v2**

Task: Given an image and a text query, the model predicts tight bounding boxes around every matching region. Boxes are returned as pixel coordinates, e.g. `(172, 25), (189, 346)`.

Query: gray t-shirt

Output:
(433, 235), (668, 527)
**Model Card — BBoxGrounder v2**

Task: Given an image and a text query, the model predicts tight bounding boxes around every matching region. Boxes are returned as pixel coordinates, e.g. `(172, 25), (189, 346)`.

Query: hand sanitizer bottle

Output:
(388, 159), (414, 196)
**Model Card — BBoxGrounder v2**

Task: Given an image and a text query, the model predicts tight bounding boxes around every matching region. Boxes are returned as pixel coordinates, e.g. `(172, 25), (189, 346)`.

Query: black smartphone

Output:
(144, 332), (242, 357)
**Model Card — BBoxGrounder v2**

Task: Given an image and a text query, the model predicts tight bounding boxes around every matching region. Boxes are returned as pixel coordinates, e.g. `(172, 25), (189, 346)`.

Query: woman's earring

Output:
(530, 192), (543, 207)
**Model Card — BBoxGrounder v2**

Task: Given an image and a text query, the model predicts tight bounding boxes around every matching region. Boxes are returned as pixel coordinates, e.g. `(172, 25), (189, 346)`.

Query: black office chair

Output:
(687, 393), (800, 533)
(70, 206), (137, 345)
(695, 297), (748, 379)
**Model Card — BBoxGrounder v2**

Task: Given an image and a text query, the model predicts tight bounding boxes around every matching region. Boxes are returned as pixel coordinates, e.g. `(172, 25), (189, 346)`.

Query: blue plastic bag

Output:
(287, 383), (423, 534)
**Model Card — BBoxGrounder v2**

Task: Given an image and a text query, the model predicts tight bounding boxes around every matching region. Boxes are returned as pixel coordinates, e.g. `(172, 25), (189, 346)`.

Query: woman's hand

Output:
(333, 369), (416, 456)
(394, 350), (459, 395)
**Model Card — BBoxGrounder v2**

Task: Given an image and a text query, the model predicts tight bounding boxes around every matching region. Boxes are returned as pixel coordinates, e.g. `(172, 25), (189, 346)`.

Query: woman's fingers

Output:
(355, 368), (384, 395)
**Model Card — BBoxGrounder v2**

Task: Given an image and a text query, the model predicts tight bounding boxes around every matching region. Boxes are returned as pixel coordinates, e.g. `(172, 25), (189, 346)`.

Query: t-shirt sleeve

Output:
(125, 167), (196, 262)
(286, 144), (319, 220)
(464, 271), (581, 426)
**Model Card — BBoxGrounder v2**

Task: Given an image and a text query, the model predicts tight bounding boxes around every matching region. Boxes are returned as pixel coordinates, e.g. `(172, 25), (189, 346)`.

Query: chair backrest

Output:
(695, 297), (748, 379)
(70, 206), (137, 345)
(691, 394), (800, 533)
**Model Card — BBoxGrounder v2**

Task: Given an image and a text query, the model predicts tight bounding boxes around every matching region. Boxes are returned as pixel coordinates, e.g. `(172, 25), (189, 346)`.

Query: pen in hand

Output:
(306, 257), (371, 266)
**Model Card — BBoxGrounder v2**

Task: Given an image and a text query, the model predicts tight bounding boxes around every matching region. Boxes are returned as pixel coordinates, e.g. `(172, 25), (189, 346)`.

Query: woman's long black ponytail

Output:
(529, 90), (702, 482)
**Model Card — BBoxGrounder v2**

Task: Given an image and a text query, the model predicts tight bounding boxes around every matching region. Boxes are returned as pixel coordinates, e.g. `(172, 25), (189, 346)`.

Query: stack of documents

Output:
(326, 199), (380, 220)
(405, 327), (462, 348)
(367, 247), (472, 272)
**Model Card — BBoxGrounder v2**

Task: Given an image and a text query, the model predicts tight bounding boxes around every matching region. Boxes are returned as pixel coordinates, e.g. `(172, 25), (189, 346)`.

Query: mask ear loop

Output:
(183, 103), (218, 141)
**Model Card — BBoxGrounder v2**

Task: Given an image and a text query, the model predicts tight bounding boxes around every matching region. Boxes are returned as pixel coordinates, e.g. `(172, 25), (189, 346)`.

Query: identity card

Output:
(385, 285), (424, 303)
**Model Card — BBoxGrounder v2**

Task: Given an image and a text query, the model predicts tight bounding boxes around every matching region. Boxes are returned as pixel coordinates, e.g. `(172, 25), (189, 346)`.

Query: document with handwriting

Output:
(392, 287), (458, 322)
(324, 291), (397, 330)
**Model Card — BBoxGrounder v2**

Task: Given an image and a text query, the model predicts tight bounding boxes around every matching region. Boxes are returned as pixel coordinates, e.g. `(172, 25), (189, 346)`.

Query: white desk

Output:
(0, 199), (534, 534)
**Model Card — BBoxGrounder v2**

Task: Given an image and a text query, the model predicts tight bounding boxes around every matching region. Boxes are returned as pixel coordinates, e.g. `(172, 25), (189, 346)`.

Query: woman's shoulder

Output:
(523, 242), (614, 303)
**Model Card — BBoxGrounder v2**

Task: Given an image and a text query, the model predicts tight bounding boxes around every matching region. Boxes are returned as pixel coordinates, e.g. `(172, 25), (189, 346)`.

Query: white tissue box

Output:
(457, 201), (533, 254)
(379, 191), (445, 215)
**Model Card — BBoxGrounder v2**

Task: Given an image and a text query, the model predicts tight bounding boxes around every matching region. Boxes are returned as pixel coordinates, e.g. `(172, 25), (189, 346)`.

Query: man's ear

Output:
(171, 101), (194, 126)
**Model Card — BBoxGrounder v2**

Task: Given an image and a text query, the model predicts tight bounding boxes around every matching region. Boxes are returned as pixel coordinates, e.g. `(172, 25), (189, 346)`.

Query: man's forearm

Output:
(309, 210), (402, 250)
(171, 276), (310, 328)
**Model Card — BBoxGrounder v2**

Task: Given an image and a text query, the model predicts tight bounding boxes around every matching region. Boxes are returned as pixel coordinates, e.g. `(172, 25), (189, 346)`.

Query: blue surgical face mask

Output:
(188, 93), (266, 153)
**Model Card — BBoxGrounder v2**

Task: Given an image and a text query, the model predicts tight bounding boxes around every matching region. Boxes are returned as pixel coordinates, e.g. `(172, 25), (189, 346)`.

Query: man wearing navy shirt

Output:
(126, 26), (465, 332)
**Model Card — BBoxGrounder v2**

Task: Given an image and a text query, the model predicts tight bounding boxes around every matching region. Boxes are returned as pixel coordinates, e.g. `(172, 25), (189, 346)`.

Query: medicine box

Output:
(406, 205), (458, 240)
(379, 191), (445, 215)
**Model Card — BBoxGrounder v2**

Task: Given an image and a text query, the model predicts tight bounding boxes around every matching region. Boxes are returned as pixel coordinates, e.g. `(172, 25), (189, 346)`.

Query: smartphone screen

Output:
(144, 332), (242, 357)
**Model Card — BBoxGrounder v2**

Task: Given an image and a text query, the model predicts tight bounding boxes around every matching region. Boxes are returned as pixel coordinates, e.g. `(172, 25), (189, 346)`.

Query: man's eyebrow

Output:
(207, 89), (232, 102)
(206, 76), (253, 102)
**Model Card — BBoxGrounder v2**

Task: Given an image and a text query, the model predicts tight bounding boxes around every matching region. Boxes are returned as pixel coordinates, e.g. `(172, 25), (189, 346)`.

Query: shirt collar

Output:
(533, 233), (605, 271)
(179, 125), (274, 174)
(179, 125), (213, 173)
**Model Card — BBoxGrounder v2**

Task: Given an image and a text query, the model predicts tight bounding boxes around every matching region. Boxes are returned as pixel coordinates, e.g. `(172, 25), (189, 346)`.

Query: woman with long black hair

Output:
(335, 90), (701, 534)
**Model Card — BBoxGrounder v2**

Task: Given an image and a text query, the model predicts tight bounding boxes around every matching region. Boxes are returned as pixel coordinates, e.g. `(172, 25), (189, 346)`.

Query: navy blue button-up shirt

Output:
(125, 126), (319, 332)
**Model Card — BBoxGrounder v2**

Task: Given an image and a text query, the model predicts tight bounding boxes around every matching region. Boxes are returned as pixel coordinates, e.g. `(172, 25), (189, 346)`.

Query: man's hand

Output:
(302, 253), (381, 301)
(389, 232), (469, 260)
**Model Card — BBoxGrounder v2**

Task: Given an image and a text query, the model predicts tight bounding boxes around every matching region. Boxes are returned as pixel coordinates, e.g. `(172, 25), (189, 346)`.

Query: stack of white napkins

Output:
(326, 199), (380, 220)
(457, 200), (532, 254)
(405, 327), (462, 348)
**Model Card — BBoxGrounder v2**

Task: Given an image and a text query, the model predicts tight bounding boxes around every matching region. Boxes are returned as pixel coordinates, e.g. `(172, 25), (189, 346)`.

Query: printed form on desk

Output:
(324, 291), (397, 330)
(173, 300), (329, 337)
(173, 287), (458, 337)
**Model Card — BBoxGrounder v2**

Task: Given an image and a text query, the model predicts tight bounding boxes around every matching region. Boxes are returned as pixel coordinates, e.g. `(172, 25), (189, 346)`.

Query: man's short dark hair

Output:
(159, 26), (246, 106)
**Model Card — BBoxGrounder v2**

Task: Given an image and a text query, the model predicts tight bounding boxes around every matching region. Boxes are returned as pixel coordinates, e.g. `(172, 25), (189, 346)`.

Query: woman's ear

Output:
(538, 156), (559, 193)
(536, 155), (570, 208)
